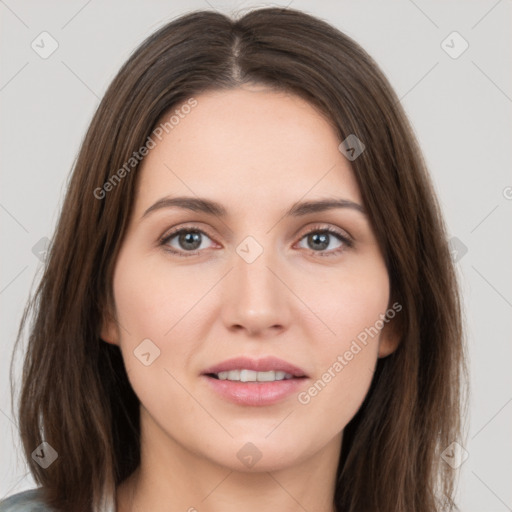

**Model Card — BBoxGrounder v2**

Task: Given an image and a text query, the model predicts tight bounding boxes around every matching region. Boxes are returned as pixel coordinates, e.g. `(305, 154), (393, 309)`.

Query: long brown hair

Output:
(10, 7), (467, 512)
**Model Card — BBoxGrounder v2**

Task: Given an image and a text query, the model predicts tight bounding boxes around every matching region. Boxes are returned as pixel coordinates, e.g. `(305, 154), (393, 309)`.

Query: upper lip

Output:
(202, 356), (308, 378)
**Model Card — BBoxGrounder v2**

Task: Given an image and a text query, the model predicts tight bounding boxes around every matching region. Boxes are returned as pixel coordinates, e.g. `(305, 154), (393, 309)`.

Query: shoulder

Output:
(0, 489), (53, 512)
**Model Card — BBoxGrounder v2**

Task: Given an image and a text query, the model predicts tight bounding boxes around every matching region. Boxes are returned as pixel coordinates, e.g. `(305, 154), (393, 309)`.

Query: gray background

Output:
(1, 1), (511, 510)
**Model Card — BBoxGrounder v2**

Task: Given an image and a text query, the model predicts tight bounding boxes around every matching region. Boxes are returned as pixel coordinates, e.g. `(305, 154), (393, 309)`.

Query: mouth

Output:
(206, 369), (301, 382)
(201, 355), (308, 379)
(201, 356), (309, 406)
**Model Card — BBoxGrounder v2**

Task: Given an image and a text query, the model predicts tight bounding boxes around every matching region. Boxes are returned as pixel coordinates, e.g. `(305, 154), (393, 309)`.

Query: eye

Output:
(159, 224), (353, 258)
(160, 226), (216, 257)
(296, 226), (353, 257)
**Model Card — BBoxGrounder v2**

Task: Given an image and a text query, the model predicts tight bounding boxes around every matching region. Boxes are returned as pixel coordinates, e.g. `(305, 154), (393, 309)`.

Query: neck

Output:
(116, 410), (341, 512)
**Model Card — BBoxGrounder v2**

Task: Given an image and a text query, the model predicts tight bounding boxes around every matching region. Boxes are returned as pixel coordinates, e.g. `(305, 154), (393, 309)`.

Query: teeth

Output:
(215, 369), (294, 382)
(257, 370), (279, 382)
(240, 369), (257, 382)
(218, 369), (240, 381)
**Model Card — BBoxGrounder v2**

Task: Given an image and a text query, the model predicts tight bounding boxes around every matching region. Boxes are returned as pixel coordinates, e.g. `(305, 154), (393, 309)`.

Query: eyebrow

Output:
(141, 195), (367, 220)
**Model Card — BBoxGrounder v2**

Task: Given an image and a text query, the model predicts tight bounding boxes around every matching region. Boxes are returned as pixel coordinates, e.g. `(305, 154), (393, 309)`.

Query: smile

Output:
(210, 369), (295, 382)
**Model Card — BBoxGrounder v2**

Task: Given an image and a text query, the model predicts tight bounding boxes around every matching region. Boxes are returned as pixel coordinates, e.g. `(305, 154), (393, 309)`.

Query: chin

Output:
(203, 434), (316, 473)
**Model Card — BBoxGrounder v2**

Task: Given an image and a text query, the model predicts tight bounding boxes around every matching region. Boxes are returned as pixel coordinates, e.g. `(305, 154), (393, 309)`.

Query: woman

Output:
(1, 6), (466, 512)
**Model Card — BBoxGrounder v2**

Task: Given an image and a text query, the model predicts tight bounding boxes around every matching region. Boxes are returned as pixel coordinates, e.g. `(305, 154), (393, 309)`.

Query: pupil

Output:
(180, 231), (201, 250)
(310, 232), (328, 251)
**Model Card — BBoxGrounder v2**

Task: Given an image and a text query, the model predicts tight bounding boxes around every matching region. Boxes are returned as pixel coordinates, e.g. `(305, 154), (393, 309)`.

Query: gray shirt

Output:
(0, 489), (115, 512)
(0, 489), (52, 512)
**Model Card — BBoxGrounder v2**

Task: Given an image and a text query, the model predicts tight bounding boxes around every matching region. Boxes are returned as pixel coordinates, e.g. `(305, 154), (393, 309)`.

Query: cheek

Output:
(111, 251), (208, 396)
(111, 253), (203, 418)
(293, 257), (388, 425)
(299, 253), (390, 349)
(113, 251), (205, 341)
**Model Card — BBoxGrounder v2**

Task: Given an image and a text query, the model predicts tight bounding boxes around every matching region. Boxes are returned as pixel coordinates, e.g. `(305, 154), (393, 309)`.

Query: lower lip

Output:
(202, 375), (308, 406)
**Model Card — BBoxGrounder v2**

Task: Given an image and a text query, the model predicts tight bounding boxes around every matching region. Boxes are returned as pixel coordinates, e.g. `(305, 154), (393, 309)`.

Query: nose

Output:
(220, 244), (292, 337)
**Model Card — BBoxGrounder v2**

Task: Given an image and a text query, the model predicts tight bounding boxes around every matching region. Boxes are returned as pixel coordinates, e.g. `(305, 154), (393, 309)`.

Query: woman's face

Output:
(102, 85), (398, 472)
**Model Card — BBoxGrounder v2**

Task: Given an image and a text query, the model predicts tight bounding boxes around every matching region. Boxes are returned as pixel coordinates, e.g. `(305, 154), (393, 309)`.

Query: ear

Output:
(100, 306), (120, 346)
(377, 309), (402, 358)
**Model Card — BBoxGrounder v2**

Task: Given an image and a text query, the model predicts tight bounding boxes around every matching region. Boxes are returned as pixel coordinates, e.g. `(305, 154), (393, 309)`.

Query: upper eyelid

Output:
(160, 224), (216, 243)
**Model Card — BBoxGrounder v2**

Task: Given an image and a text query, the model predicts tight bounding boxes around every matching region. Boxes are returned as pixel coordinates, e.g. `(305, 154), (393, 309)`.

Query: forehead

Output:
(135, 86), (362, 213)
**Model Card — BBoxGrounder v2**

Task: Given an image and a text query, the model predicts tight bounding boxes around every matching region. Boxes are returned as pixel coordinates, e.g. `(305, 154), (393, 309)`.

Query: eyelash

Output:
(159, 224), (354, 258)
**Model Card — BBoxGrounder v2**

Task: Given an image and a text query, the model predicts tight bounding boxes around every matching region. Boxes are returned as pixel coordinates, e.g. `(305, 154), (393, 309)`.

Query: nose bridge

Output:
(222, 235), (290, 334)
(236, 245), (275, 297)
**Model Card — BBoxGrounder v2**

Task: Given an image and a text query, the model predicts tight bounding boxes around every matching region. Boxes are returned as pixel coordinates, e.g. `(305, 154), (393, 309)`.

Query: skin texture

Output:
(102, 85), (399, 512)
